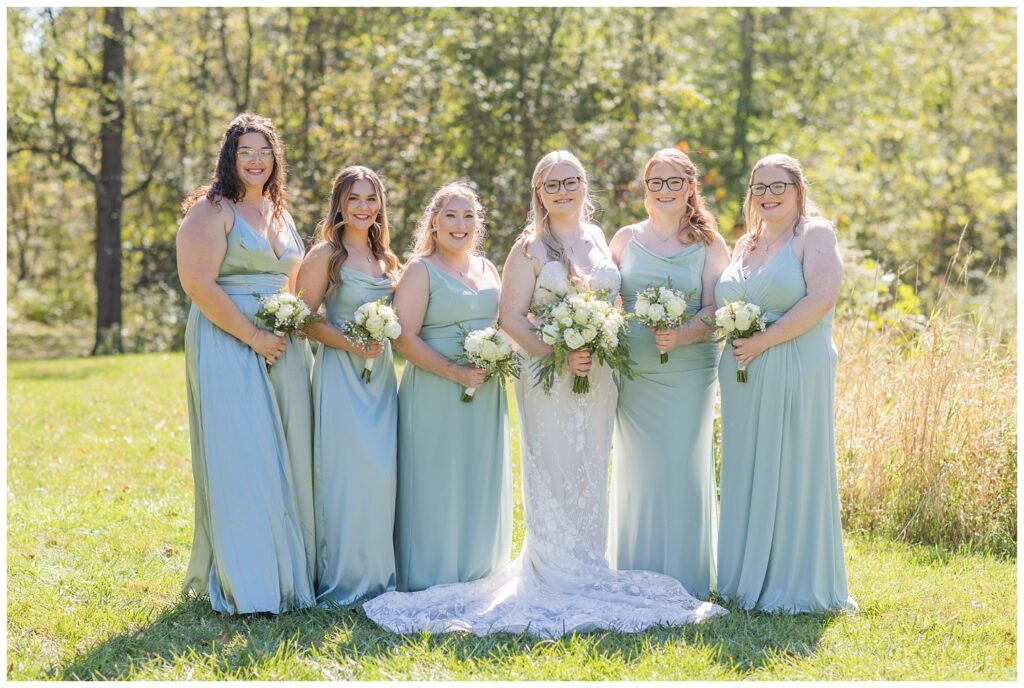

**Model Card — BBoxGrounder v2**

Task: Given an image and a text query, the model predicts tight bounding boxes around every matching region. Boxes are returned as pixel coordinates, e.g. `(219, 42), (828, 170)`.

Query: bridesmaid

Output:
(607, 148), (729, 599)
(296, 166), (401, 605)
(391, 181), (512, 592)
(715, 153), (856, 612)
(177, 112), (314, 614)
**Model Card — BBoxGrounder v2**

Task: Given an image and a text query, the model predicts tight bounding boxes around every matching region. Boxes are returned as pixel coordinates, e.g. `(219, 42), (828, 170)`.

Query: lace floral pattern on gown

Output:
(363, 259), (727, 637)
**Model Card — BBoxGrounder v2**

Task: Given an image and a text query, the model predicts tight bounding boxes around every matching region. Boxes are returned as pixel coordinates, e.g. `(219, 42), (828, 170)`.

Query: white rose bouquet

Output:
(451, 323), (522, 402)
(531, 289), (634, 395)
(254, 289), (323, 370)
(633, 280), (695, 364)
(712, 300), (767, 383)
(340, 298), (402, 383)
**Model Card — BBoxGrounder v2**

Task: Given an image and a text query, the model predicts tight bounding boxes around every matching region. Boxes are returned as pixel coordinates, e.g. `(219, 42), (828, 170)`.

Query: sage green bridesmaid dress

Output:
(715, 232), (855, 612)
(609, 236), (719, 599)
(394, 260), (512, 592)
(312, 266), (398, 605)
(183, 208), (315, 614)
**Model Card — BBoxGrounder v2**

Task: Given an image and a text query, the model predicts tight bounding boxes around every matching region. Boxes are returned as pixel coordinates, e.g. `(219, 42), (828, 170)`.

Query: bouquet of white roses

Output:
(254, 289), (323, 370)
(531, 289), (633, 394)
(713, 300), (767, 383)
(633, 280), (695, 364)
(340, 298), (402, 383)
(255, 289), (319, 336)
(451, 324), (522, 402)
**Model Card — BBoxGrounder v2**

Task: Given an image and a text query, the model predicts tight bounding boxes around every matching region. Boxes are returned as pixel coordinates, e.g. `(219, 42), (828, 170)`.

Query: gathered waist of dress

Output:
(217, 273), (289, 295)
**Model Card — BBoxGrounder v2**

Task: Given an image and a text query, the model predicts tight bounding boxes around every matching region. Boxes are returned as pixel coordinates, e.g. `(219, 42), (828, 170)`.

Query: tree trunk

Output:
(92, 7), (126, 354)
(733, 8), (755, 177)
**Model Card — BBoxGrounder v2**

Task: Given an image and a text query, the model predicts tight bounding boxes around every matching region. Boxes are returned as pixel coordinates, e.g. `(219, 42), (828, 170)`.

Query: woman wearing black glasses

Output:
(606, 148), (729, 600)
(714, 153), (856, 612)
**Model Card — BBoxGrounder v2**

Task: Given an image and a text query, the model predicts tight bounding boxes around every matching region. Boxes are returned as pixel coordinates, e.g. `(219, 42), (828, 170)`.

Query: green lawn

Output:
(6, 353), (1017, 680)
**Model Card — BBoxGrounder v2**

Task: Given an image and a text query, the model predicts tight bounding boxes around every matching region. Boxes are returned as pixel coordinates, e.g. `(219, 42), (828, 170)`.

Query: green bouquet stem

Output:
(737, 367), (747, 383)
(660, 351), (669, 364)
(572, 374), (590, 394)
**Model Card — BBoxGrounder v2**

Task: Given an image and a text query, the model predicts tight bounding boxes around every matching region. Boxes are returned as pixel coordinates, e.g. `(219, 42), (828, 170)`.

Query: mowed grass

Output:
(6, 353), (1017, 680)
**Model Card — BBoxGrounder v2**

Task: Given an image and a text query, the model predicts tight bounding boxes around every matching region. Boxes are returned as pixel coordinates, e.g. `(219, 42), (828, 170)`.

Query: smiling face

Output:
(538, 162), (585, 220)
(644, 160), (691, 217)
(235, 132), (274, 191)
(342, 179), (381, 232)
(749, 164), (801, 226)
(433, 194), (478, 255)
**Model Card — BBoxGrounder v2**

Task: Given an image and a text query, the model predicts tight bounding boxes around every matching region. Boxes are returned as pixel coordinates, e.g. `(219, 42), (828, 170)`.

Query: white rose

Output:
(733, 311), (752, 331)
(366, 313), (385, 333)
(564, 328), (585, 350)
(276, 303), (295, 320)
(495, 338), (512, 357)
(647, 303), (666, 322)
(559, 316), (574, 328)
(378, 305), (395, 319)
(479, 339), (500, 361)
(464, 336), (482, 354)
(265, 299), (280, 314)
(542, 324), (559, 344)
(279, 293), (297, 304)
(551, 304), (570, 320)
(718, 311), (735, 331)
(665, 296), (686, 318)
(582, 326), (598, 343)
(384, 322), (402, 339)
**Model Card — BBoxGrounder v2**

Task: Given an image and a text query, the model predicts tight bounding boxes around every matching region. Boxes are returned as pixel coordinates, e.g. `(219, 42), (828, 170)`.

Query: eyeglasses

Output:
(539, 176), (582, 194)
(644, 177), (689, 192)
(749, 181), (797, 196)
(237, 147), (275, 163)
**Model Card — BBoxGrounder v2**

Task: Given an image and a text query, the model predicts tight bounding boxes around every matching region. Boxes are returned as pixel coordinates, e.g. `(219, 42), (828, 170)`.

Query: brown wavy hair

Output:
(314, 166), (400, 295)
(642, 148), (717, 245)
(181, 112), (286, 218)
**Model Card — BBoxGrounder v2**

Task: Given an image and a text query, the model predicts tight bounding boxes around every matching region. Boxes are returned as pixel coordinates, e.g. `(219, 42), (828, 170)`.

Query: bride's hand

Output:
(567, 350), (591, 377)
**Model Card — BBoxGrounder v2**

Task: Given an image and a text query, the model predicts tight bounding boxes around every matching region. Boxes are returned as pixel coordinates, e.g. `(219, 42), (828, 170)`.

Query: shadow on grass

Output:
(59, 593), (843, 679)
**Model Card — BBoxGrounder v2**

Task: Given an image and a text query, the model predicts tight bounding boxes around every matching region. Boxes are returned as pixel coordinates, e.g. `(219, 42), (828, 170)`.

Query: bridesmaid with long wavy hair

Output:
(296, 165), (402, 605)
(177, 112), (314, 614)
(607, 148), (729, 599)
(715, 153), (856, 612)
(390, 181), (512, 592)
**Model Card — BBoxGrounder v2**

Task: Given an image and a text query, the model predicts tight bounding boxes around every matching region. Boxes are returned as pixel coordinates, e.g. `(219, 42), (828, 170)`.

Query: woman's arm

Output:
(392, 260), (485, 388)
(296, 243), (381, 359)
(176, 198), (286, 363)
(671, 231), (731, 348)
(731, 221), (843, 367)
(498, 239), (552, 359)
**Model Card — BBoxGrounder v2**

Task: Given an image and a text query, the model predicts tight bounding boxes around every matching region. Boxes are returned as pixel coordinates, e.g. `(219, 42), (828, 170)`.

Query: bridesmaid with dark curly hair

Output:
(177, 113), (315, 614)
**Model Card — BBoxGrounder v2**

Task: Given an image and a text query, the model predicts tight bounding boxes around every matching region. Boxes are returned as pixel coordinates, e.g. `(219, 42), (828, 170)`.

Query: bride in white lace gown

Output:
(363, 152), (726, 637)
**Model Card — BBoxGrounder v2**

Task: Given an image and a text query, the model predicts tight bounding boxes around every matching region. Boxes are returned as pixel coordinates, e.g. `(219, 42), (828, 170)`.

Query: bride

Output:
(363, 151), (726, 637)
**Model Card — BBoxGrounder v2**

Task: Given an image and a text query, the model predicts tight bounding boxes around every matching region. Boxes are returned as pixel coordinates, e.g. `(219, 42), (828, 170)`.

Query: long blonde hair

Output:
(742, 153), (822, 253)
(314, 166), (400, 294)
(408, 181), (486, 260)
(517, 150), (597, 283)
(642, 148), (717, 245)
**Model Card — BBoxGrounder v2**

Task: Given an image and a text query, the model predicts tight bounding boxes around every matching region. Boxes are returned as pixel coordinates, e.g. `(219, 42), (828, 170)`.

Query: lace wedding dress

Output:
(363, 259), (727, 637)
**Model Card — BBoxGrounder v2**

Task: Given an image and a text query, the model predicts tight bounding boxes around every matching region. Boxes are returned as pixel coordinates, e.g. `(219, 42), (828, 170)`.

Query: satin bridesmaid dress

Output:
(715, 232), (855, 612)
(393, 260), (512, 592)
(312, 266), (399, 605)
(183, 208), (315, 614)
(609, 234), (719, 599)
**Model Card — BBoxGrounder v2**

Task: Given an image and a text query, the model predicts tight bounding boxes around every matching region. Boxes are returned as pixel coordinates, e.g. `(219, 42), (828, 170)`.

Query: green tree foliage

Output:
(7, 7), (1016, 352)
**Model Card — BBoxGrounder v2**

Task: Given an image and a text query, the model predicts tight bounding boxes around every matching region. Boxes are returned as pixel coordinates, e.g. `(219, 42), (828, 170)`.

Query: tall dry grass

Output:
(834, 314), (1017, 556)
